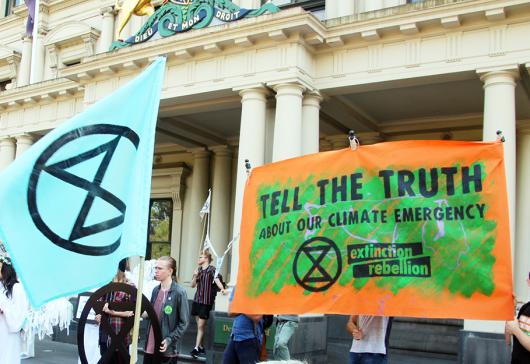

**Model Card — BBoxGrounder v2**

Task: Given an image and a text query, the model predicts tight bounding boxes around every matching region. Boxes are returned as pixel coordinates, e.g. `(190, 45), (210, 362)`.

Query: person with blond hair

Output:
(143, 256), (189, 364)
(190, 250), (226, 358)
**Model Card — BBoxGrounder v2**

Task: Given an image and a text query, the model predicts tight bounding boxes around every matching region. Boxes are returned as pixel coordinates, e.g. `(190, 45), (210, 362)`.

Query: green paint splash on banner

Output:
(247, 163), (496, 299)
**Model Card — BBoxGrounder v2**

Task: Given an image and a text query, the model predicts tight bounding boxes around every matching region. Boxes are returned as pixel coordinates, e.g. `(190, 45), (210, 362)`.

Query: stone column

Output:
(182, 149), (210, 284)
(515, 123), (530, 301)
(463, 68), (518, 336)
(98, 6), (116, 53)
(302, 92), (322, 155)
(170, 167), (188, 278)
(325, 0), (338, 19)
(230, 86), (268, 283)
(264, 104), (275, 164)
(272, 83), (305, 162)
(364, 0), (384, 12)
(0, 138), (16, 171)
(31, 28), (46, 83)
(18, 35), (32, 87)
(337, 0), (355, 17)
(481, 69), (518, 248)
(15, 134), (34, 158)
(210, 146), (232, 278)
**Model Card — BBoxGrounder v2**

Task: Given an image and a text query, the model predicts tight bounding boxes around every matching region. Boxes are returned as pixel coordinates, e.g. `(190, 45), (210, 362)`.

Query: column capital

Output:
(302, 91), (323, 107)
(477, 65), (519, 87)
(0, 137), (16, 147)
(210, 145), (232, 157)
(36, 26), (48, 37)
(189, 148), (210, 159)
(236, 85), (269, 101)
(100, 6), (116, 16)
(14, 133), (34, 143)
(272, 82), (305, 98)
(21, 33), (32, 42)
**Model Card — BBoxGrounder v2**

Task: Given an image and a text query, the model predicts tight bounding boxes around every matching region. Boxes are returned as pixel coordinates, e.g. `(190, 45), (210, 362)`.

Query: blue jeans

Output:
(222, 337), (260, 364)
(273, 320), (298, 360)
(349, 352), (388, 364)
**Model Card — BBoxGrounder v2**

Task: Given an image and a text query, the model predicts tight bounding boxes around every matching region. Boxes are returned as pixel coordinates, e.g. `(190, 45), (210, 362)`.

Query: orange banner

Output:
(231, 140), (513, 320)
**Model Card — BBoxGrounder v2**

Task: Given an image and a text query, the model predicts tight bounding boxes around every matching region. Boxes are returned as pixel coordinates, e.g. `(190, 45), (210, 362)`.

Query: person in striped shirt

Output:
(190, 251), (226, 358)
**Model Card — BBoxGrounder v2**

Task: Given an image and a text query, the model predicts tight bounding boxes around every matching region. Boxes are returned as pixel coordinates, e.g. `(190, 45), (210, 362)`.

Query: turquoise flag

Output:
(0, 57), (166, 307)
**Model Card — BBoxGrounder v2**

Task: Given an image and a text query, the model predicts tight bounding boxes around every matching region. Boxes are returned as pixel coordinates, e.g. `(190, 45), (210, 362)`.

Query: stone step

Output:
(389, 318), (463, 355)
(388, 348), (458, 364)
(326, 315), (463, 357)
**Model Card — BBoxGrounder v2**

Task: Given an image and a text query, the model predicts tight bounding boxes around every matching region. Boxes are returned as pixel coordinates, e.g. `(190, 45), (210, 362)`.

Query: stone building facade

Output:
(1, 0), (530, 361)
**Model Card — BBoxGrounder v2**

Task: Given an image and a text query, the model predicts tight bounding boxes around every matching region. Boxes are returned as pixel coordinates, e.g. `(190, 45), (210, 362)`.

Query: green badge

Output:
(164, 305), (173, 315)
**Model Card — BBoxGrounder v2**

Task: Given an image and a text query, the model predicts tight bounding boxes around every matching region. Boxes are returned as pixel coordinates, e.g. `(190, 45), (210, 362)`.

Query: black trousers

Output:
(99, 343), (128, 364)
(143, 353), (178, 364)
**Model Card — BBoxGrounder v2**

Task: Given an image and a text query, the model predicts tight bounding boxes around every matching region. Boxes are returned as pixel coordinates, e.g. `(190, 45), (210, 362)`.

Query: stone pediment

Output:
(0, 45), (21, 62)
(0, 45), (21, 82)
(44, 22), (100, 74)
(44, 22), (100, 48)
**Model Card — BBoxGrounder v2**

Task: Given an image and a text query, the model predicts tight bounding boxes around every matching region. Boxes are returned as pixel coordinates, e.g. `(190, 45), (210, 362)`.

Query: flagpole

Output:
(130, 255), (145, 364)
(29, 0), (40, 84)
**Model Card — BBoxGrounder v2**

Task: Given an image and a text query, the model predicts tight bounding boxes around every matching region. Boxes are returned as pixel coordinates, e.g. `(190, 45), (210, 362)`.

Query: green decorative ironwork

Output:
(110, 0), (280, 51)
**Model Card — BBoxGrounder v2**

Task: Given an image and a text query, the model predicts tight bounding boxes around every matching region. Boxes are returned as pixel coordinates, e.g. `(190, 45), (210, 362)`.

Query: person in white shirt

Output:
(346, 315), (393, 364)
(0, 253), (29, 364)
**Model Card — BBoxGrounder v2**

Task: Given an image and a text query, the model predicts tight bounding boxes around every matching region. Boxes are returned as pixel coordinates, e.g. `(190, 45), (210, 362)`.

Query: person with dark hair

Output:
(0, 252), (29, 364)
(505, 272), (530, 364)
(95, 258), (134, 364)
(190, 250), (226, 358)
(143, 256), (189, 364)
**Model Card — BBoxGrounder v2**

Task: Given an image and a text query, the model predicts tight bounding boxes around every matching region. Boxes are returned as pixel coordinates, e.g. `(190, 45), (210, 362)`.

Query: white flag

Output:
(199, 189), (211, 218)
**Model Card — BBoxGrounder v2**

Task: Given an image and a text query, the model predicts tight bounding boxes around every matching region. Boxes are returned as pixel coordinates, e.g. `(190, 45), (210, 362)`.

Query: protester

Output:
(506, 319), (530, 352)
(346, 315), (393, 364)
(96, 259), (134, 364)
(143, 256), (189, 364)
(505, 273), (530, 363)
(273, 315), (299, 360)
(222, 287), (264, 364)
(190, 250), (227, 358)
(0, 253), (29, 364)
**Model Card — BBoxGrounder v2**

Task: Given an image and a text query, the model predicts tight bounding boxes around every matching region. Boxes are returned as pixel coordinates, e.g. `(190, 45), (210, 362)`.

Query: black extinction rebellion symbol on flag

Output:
(293, 237), (342, 292)
(27, 124), (140, 256)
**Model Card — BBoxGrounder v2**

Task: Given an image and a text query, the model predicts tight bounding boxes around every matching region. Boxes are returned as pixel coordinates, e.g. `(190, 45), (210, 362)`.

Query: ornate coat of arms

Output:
(110, 0), (280, 50)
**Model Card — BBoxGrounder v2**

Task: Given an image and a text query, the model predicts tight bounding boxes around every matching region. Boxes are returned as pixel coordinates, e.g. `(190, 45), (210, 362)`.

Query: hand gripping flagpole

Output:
(130, 256), (145, 364)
